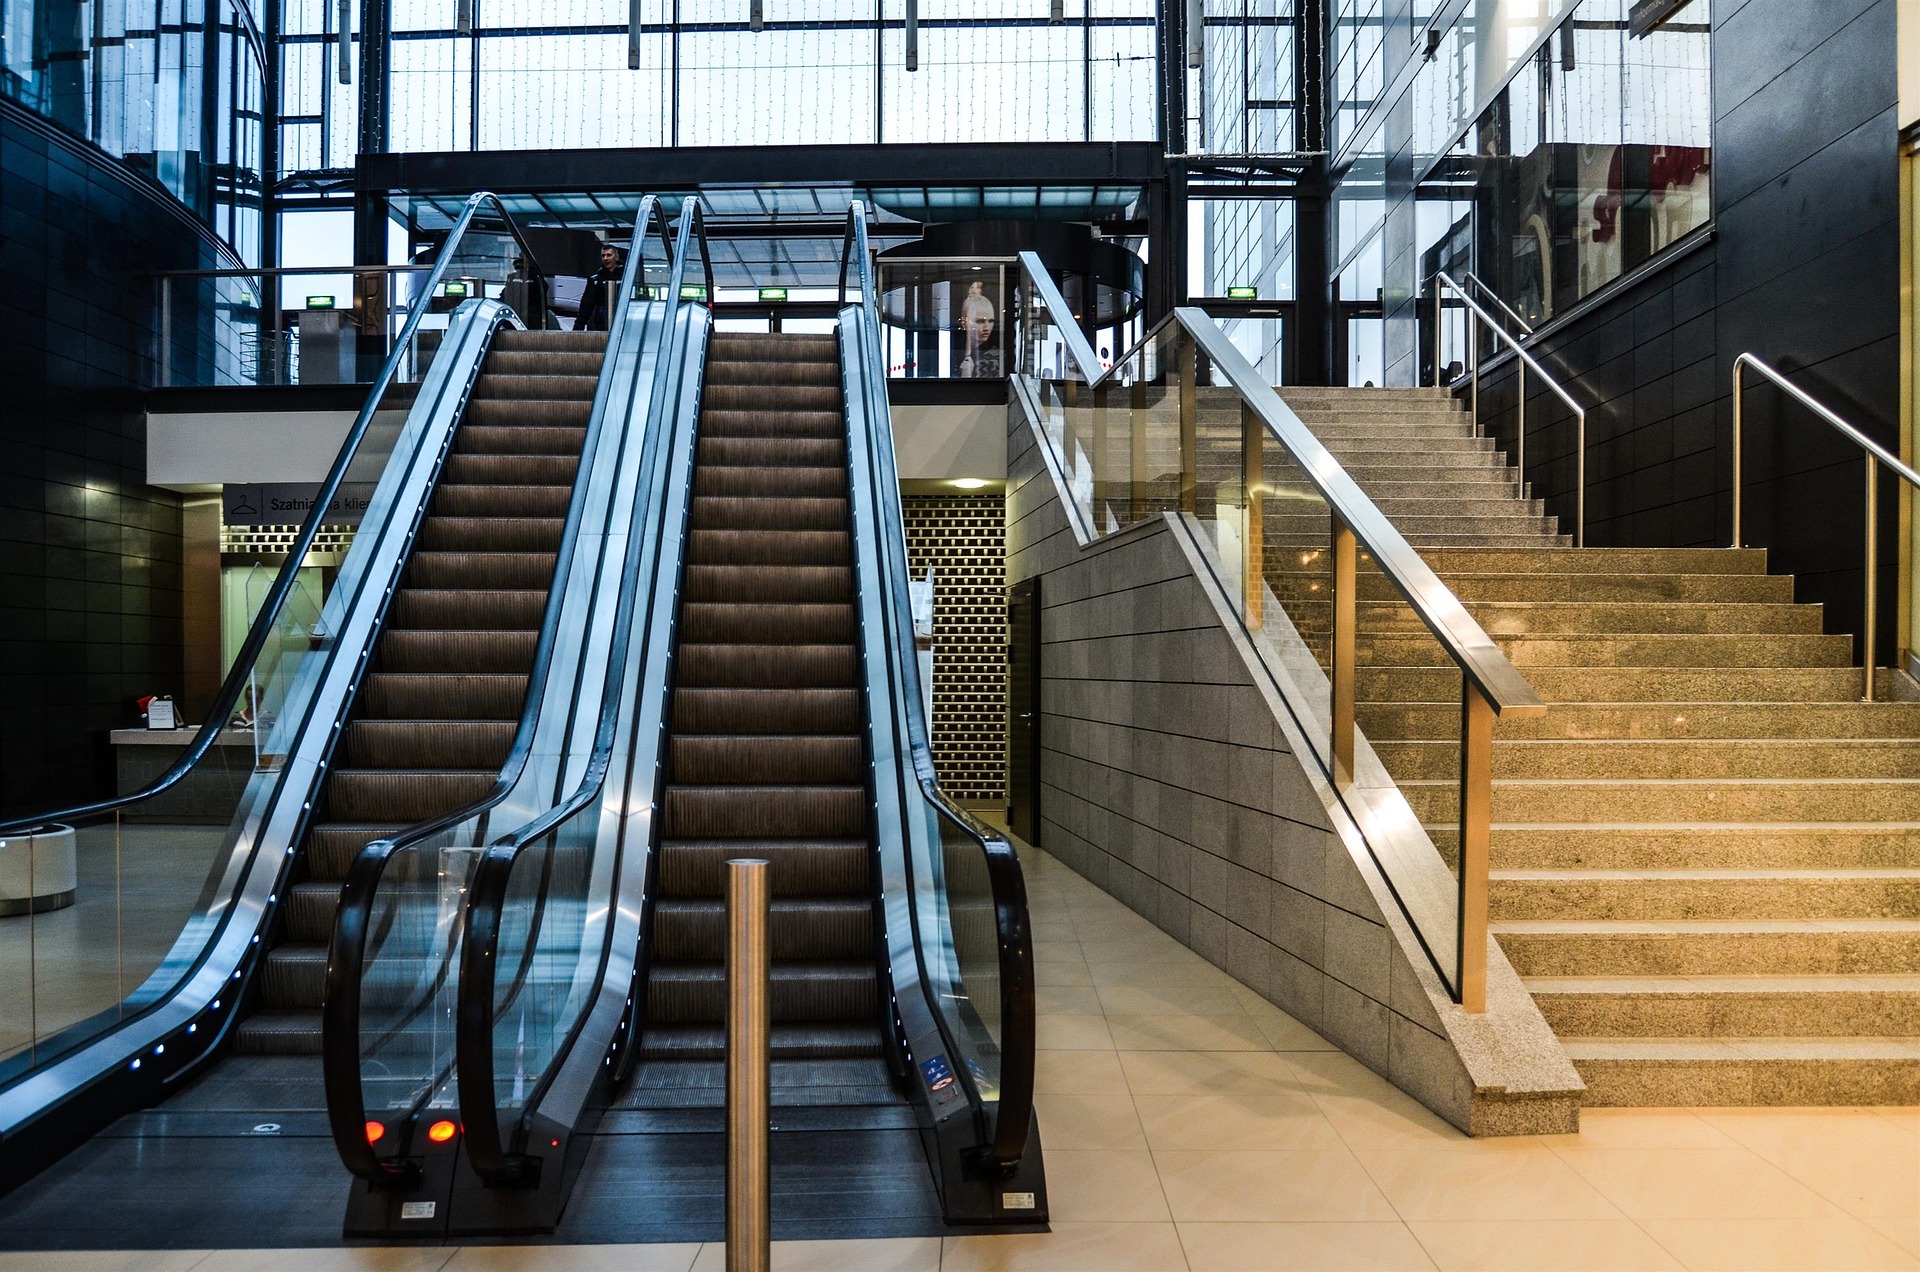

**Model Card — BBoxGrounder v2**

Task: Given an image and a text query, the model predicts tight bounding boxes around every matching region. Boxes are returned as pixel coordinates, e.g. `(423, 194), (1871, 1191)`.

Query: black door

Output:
(1007, 576), (1041, 844)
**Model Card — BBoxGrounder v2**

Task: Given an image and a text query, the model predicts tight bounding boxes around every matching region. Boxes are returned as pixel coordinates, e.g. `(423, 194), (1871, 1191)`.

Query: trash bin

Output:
(0, 823), (78, 916)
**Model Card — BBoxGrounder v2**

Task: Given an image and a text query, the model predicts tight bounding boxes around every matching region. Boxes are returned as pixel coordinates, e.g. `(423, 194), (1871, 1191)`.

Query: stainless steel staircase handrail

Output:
(1732, 352), (1920, 702)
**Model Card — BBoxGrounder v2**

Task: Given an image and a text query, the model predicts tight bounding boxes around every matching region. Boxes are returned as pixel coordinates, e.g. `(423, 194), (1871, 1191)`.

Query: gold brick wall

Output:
(902, 494), (1008, 805)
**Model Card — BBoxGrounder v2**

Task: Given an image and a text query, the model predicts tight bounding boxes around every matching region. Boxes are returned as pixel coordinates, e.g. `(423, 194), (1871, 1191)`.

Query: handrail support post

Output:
(1330, 517), (1357, 788)
(1866, 455), (1880, 703)
(1732, 361), (1745, 548)
(1458, 683), (1493, 1013)
(726, 858), (771, 1272)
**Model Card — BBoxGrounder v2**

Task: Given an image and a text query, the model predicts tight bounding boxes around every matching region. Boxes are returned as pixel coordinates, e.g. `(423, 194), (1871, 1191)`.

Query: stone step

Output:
(1404, 776), (1920, 823)
(1478, 824), (1920, 870)
(1527, 976), (1920, 1037)
(1559, 1037), (1920, 1106)
(1268, 512), (1559, 539)
(1340, 460), (1521, 484)
(1364, 571), (1797, 604)
(1359, 665), (1879, 703)
(1361, 601), (1825, 637)
(1376, 738), (1920, 781)
(1362, 698), (1920, 741)
(1347, 479), (1532, 504)
(1359, 496), (1548, 519)
(1319, 435), (1500, 456)
(1492, 919), (1920, 976)
(1360, 631), (1853, 669)
(1490, 868), (1920, 920)
(1418, 547), (1772, 575)
(1402, 532), (1576, 548)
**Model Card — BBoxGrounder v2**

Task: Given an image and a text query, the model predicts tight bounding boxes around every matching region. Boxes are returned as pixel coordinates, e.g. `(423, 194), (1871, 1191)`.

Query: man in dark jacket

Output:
(574, 241), (626, 331)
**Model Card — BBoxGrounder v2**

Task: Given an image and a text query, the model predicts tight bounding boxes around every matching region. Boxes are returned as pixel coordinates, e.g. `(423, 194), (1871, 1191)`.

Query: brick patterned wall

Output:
(901, 494), (1007, 805)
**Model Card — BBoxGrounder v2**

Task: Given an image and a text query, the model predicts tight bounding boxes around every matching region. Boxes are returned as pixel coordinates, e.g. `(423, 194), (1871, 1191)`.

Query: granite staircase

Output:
(1279, 385), (1920, 1107)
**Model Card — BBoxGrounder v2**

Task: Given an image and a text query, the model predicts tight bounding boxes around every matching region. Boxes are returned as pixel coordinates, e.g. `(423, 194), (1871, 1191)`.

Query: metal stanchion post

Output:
(726, 858), (771, 1272)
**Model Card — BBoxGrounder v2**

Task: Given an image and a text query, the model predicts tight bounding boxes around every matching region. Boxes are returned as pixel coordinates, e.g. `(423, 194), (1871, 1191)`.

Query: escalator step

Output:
(374, 632), (538, 674)
(710, 332), (838, 358)
(656, 839), (870, 897)
(471, 373), (601, 401)
(668, 734), (862, 785)
(662, 785), (867, 839)
(325, 769), (498, 822)
(359, 671), (528, 718)
(260, 944), (328, 1011)
(233, 1010), (324, 1056)
(431, 483), (574, 518)
(682, 566), (853, 605)
(386, 587), (548, 630)
(652, 898), (873, 961)
(284, 879), (343, 943)
(696, 437), (846, 469)
(669, 688), (861, 735)
(305, 823), (411, 880)
(638, 1023), (883, 1063)
(686, 529), (851, 567)
(492, 329), (609, 353)
(702, 358), (841, 388)
(646, 962), (878, 1025)
(456, 414), (590, 444)
(414, 516), (567, 552)
(405, 551), (559, 590)
(696, 409), (844, 440)
(701, 383), (841, 413)
(689, 495), (851, 533)
(692, 466), (847, 500)
(484, 349), (606, 377)
(344, 719), (517, 768)
(680, 601), (855, 644)
(674, 644), (858, 689)
(441, 452), (581, 487)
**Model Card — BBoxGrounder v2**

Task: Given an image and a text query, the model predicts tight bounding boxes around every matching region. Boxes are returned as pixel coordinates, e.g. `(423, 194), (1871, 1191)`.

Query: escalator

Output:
(251, 329), (606, 1057)
(0, 194), (673, 1247)
(430, 202), (1048, 1241)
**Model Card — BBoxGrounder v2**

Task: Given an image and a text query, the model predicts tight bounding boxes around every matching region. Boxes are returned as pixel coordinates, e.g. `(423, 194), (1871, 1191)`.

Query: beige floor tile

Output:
(1153, 1149), (1399, 1222)
(0, 1256), (211, 1272)
(1037, 1013), (1115, 1050)
(1032, 959), (1094, 987)
(1042, 1149), (1172, 1222)
(1118, 1049), (1304, 1096)
(687, 1238), (939, 1272)
(1033, 1093), (1149, 1150)
(1866, 1216), (1920, 1258)
(1697, 1107), (1920, 1158)
(1637, 1216), (1920, 1271)
(192, 1252), (456, 1272)
(1133, 1092), (1345, 1151)
(1230, 991), (1337, 1051)
(1284, 1053), (1466, 1149)
(942, 1221), (1190, 1272)
(1177, 1221), (1436, 1271)
(1034, 1048), (1130, 1094)
(455, 1245), (699, 1271)
(1108, 1014), (1269, 1052)
(1085, 957), (1239, 986)
(1034, 984), (1104, 1014)
(1549, 1146), (1840, 1220)
(1354, 1144), (1623, 1222)
(1539, 1109), (1739, 1150)
(1762, 1145), (1920, 1220)
(1873, 1107), (1920, 1137)
(1097, 985), (1247, 1016)
(1407, 1220), (1683, 1271)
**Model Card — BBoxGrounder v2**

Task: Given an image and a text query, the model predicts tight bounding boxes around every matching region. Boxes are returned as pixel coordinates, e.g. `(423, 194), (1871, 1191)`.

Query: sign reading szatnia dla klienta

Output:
(223, 483), (378, 527)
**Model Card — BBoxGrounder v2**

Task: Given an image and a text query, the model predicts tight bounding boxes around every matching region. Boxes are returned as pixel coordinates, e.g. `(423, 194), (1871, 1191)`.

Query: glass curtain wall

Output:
(1330, 0), (1710, 384)
(1, 0), (266, 262)
(275, 0), (1158, 171)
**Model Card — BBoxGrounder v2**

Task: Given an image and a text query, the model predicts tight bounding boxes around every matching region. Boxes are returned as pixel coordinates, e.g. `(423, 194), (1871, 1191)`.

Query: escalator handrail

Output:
(840, 203), (1037, 1168)
(323, 196), (673, 1186)
(453, 200), (710, 1185)
(0, 191), (547, 837)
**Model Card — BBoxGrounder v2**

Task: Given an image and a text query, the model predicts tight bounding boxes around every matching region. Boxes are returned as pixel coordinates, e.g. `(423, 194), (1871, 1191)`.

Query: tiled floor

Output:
(3, 844), (1916, 1270)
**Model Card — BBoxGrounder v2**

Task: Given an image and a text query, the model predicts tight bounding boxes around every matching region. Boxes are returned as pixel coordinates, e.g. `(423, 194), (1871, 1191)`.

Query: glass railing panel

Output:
(356, 839), (469, 1163)
(920, 807), (1005, 1102)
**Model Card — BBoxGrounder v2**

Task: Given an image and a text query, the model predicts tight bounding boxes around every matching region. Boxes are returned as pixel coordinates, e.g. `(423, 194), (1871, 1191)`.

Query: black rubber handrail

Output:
(0, 192), (549, 837)
(323, 197), (673, 1186)
(841, 202), (1037, 1170)
(452, 200), (709, 1186)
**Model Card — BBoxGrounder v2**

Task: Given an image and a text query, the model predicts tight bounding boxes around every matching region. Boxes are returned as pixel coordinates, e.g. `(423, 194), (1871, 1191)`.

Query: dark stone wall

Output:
(1474, 0), (1900, 661)
(0, 100), (232, 813)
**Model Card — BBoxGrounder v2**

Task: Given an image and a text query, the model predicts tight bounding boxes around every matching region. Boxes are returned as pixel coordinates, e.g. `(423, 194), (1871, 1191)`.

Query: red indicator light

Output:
(365, 1122), (385, 1144)
(427, 1120), (458, 1144)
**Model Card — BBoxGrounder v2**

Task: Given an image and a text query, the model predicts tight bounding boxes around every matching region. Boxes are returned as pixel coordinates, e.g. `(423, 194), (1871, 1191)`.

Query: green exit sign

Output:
(306, 295), (336, 310)
(758, 286), (789, 303)
(1227, 286), (1258, 300)
(443, 282), (469, 298)
(680, 285), (708, 301)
